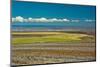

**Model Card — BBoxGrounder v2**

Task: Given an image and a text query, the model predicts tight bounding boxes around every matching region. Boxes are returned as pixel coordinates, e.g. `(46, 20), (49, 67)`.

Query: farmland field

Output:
(12, 31), (96, 65)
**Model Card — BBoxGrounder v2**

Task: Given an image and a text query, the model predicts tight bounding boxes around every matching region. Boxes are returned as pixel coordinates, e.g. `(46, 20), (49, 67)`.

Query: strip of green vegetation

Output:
(12, 33), (95, 45)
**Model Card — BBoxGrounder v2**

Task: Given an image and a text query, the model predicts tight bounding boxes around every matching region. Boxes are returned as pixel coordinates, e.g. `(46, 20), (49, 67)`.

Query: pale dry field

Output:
(12, 43), (96, 65)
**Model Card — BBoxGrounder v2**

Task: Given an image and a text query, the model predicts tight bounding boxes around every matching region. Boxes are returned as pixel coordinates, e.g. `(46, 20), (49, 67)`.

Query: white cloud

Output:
(28, 17), (33, 22)
(84, 19), (95, 22)
(12, 16), (24, 22)
(12, 16), (70, 22)
(71, 19), (80, 22)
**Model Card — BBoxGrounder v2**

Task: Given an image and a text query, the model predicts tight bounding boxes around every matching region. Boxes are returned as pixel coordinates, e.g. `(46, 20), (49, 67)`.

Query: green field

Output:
(12, 32), (95, 45)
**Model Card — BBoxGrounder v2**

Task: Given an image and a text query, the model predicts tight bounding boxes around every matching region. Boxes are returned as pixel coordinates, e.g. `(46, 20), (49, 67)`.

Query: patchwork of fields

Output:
(12, 31), (96, 65)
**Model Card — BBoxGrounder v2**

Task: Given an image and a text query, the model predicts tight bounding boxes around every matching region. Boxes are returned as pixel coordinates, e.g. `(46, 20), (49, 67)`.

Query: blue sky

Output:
(12, 1), (96, 20)
(12, 0), (96, 30)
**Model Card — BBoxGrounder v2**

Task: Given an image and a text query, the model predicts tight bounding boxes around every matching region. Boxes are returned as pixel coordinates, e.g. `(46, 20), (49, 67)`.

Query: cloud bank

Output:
(12, 16), (95, 23)
(12, 16), (70, 22)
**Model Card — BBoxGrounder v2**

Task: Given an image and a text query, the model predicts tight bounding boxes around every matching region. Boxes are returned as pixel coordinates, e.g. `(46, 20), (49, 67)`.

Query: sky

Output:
(11, 0), (96, 29)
